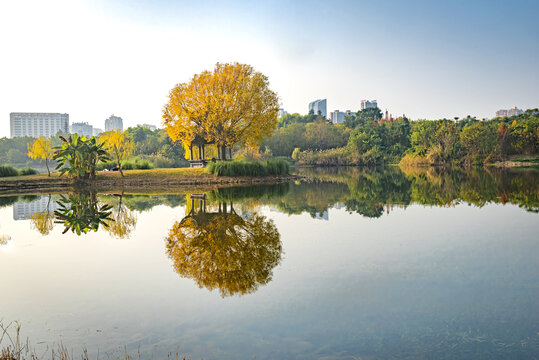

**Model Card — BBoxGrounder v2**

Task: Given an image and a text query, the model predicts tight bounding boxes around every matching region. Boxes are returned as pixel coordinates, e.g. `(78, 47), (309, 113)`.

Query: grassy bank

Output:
(0, 167), (300, 194)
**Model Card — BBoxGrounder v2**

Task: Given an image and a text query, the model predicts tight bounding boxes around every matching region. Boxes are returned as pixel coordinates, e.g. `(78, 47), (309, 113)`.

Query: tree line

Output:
(263, 107), (538, 166)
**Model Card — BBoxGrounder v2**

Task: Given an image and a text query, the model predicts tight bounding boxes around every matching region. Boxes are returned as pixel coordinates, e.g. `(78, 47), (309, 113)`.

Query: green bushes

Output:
(97, 156), (156, 170)
(122, 157), (154, 170)
(206, 159), (290, 177)
(19, 167), (38, 175)
(0, 165), (39, 177)
(0, 165), (20, 177)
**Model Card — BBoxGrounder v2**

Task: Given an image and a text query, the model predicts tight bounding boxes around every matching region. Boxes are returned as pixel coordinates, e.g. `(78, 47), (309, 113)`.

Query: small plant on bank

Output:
(205, 159), (290, 176)
(19, 167), (38, 176)
(0, 165), (20, 177)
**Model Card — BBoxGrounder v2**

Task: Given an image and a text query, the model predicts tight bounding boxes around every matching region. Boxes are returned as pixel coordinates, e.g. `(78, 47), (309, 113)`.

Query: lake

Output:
(1, 166), (538, 359)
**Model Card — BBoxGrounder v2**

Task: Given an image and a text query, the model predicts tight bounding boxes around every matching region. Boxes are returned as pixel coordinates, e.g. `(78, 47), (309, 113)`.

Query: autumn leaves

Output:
(162, 63), (280, 158)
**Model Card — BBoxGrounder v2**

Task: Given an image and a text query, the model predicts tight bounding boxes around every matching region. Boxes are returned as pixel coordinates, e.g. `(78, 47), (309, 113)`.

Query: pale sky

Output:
(1, 0), (538, 137)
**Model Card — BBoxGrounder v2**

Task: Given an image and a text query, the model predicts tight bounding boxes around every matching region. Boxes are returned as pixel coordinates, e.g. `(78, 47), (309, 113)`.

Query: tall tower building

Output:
(105, 115), (123, 132)
(308, 99), (327, 117)
(10, 113), (69, 138)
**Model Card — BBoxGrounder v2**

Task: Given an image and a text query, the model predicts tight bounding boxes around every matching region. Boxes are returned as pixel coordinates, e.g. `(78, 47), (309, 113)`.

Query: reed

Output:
(205, 159), (290, 177)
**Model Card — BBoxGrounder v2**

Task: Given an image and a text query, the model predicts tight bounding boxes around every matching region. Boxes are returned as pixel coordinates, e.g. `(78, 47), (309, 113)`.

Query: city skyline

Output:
(0, 0), (538, 138)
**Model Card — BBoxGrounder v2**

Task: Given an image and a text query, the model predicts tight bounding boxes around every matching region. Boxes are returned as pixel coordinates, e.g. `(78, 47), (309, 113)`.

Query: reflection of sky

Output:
(1, 199), (538, 359)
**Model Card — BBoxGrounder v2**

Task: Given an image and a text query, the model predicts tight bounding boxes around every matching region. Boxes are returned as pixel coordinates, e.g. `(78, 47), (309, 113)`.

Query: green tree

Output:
(53, 134), (110, 180)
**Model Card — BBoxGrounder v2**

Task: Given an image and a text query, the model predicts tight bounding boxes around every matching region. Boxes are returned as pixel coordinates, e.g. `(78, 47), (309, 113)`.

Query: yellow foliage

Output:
(163, 62), (280, 150)
(30, 211), (54, 235)
(99, 130), (134, 175)
(104, 207), (137, 239)
(28, 137), (54, 175)
(165, 206), (282, 297)
(0, 234), (11, 246)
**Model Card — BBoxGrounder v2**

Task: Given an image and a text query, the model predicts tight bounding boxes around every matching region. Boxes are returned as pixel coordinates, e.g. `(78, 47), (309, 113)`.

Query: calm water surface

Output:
(1, 167), (538, 359)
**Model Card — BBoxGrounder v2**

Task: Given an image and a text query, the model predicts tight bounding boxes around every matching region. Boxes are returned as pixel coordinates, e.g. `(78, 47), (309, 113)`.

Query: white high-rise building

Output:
(93, 128), (103, 136)
(330, 110), (354, 125)
(360, 100), (378, 110)
(105, 115), (123, 132)
(278, 108), (287, 117)
(10, 113), (69, 138)
(308, 99), (327, 117)
(496, 107), (523, 117)
(71, 122), (93, 137)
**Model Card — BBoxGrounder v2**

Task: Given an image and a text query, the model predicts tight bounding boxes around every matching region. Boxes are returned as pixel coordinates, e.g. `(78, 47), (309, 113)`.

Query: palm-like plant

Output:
(53, 134), (110, 179)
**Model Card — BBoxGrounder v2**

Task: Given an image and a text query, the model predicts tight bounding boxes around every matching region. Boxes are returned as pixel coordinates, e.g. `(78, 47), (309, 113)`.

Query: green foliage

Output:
(343, 107), (383, 128)
(19, 167), (38, 176)
(54, 192), (113, 235)
(264, 120), (349, 157)
(205, 159), (290, 177)
(0, 164), (19, 177)
(124, 127), (188, 167)
(122, 157), (155, 170)
(53, 134), (110, 179)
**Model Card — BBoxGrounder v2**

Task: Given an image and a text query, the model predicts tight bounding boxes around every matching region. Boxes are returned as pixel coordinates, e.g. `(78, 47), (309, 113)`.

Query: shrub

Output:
(0, 164), (20, 177)
(205, 159), (290, 177)
(19, 167), (38, 176)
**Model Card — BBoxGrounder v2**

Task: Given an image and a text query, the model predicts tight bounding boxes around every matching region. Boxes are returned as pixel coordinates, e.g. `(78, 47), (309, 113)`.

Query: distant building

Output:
(496, 107), (523, 117)
(360, 100), (378, 110)
(105, 115), (123, 132)
(308, 99), (327, 117)
(278, 108), (287, 117)
(93, 128), (103, 136)
(10, 112), (69, 138)
(13, 196), (59, 220)
(330, 110), (353, 125)
(70, 122), (93, 137)
(141, 123), (157, 131)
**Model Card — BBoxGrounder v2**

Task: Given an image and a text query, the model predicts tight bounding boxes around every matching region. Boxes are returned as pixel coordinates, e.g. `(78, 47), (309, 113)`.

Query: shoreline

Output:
(0, 168), (303, 195)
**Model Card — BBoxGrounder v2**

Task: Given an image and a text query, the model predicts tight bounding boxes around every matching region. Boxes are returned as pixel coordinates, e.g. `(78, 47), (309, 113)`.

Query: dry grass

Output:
(0, 322), (188, 360)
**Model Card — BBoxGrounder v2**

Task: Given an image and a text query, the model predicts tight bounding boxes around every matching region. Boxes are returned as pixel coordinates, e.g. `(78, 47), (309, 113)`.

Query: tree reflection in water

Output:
(165, 194), (282, 297)
(103, 193), (137, 239)
(54, 191), (113, 235)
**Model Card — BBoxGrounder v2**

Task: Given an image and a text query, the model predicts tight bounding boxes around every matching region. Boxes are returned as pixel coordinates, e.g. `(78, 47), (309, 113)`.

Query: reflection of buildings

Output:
(10, 112), (69, 138)
(308, 99), (327, 117)
(314, 210), (329, 221)
(13, 196), (58, 220)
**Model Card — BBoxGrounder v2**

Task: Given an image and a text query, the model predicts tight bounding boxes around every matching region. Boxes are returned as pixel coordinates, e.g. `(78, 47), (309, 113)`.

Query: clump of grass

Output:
(0, 165), (19, 177)
(19, 167), (38, 176)
(122, 157), (154, 170)
(206, 159), (290, 177)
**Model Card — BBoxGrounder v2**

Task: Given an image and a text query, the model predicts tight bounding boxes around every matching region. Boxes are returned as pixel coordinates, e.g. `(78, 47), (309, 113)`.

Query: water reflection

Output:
(165, 194), (282, 297)
(54, 191), (113, 235)
(101, 194), (138, 239)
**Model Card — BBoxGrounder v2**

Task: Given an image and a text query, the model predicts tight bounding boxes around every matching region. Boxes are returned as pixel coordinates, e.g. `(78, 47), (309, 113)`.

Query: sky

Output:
(0, 0), (538, 137)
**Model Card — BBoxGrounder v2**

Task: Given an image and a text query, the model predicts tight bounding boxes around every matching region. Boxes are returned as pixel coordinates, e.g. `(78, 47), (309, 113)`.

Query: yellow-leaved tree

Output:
(162, 62), (280, 159)
(28, 137), (54, 176)
(100, 130), (134, 176)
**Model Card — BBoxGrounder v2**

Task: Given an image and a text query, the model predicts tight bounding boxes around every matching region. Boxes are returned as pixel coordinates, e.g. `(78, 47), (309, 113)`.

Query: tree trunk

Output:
(45, 158), (50, 177)
(119, 162), (124, 177)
